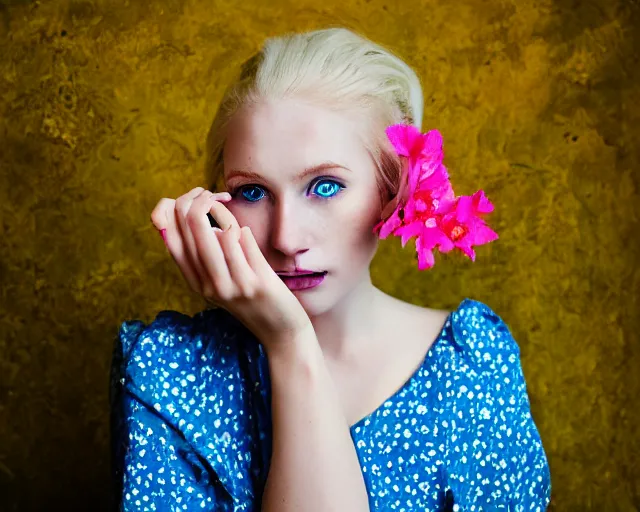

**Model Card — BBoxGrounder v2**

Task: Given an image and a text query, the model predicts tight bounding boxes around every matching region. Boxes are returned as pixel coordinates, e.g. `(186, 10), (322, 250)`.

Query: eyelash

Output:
(229, 177), (346, 203)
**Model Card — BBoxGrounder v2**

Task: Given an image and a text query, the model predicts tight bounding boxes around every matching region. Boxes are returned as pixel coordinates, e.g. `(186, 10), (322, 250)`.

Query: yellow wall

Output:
(0, 0), (638, 509)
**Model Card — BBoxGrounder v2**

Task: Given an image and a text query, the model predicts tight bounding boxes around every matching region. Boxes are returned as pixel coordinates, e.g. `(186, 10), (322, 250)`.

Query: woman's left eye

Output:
(311, 179), (345, 198)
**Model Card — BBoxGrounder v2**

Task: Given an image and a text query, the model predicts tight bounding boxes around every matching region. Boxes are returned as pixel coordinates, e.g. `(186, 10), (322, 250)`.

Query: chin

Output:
(293, 288), (335, 318)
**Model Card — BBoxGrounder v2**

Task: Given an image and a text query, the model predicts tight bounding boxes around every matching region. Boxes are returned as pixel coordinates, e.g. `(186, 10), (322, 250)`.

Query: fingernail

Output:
(159, 229), (167, 245)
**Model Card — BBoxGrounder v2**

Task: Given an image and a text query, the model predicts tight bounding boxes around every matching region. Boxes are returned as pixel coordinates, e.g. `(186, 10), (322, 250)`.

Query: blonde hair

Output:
(204, 27), (424, 209)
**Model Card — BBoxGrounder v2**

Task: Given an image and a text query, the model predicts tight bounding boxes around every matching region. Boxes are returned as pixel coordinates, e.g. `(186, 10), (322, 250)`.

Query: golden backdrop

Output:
(0, 0), (638, 510)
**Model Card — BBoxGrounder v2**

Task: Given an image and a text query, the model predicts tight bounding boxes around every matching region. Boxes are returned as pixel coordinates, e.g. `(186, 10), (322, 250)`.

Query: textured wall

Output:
(0, 0), (638, 510)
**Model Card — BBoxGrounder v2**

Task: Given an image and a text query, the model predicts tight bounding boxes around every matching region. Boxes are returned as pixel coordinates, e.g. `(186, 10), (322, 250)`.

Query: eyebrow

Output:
(226, 161), (351, 183)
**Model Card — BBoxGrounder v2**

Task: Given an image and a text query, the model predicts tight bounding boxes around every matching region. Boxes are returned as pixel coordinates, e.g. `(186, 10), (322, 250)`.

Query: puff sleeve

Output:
(109, 310), (270, 512)
(443, 300), (552, 511)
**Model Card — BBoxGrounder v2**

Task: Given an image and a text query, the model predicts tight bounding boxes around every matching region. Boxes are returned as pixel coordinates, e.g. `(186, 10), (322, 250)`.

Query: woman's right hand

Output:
(150, 187), (315, 351)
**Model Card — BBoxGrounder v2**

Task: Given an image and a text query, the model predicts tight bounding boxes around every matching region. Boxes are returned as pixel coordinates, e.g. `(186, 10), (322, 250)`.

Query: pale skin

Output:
(151, 97), (451, 511)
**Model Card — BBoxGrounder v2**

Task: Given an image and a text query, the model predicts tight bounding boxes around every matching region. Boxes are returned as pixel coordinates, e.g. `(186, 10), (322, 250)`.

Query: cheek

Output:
(330, 193), (382, 251)
(226, 204), (268, 243)
(340, 189), (384, 232)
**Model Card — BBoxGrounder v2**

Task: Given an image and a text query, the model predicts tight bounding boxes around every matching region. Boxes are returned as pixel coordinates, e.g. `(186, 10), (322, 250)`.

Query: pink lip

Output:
(276, 269), (326, 276)
(279, 273), (326, 290)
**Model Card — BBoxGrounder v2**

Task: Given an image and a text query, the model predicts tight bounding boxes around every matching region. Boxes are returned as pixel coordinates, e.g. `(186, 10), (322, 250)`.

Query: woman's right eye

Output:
(236, 185), (265, 203)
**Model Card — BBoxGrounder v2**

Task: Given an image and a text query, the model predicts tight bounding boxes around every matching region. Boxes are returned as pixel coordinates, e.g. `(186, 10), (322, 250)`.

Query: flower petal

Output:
(395, 222), (425, 246)
(455, 239), (476, 261)
(454, 195), (473, 223)
(385, 124), (423, 157)
(437, 233), (455, 253)
(416, 235), (436, 270)
(376, 208), (404, 239)
(471, 190), (494, 214)
(472, 222), (499, 246)
(420, 130), (444, 161)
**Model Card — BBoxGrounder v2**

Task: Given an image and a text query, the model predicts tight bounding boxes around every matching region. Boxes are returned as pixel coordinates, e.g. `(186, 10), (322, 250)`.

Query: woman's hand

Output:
(150, 187), (314, 351)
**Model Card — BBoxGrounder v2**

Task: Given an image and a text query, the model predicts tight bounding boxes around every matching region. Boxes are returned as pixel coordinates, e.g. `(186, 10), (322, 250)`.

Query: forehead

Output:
(223, 98), (369, 178)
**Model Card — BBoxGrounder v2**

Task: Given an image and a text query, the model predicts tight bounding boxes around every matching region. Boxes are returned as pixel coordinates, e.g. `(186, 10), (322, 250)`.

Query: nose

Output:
(269, 198), (311, 258)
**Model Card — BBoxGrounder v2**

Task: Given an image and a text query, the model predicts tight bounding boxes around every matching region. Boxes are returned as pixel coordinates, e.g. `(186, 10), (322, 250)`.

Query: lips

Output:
(277, 271), (327, 278)
(278, 272), (327, 291)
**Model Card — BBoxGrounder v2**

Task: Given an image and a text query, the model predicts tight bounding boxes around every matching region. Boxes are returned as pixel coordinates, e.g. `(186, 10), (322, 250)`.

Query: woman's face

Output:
(222, 97), (384, 316)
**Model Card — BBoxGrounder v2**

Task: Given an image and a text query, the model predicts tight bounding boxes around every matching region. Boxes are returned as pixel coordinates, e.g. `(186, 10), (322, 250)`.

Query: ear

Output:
(380, 194), (400, 220)
(379, 158), (411, 221)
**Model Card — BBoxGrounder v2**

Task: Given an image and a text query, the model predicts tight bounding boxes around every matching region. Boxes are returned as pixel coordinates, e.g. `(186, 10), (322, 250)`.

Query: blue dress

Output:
(110, 298), (551, 511)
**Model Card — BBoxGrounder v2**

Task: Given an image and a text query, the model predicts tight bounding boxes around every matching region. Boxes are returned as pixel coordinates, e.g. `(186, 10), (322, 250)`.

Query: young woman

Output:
(111, 27), (552, 511)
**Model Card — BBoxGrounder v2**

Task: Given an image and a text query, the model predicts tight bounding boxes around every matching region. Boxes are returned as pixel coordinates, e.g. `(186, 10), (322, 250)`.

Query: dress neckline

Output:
(348, 297), (468, 432)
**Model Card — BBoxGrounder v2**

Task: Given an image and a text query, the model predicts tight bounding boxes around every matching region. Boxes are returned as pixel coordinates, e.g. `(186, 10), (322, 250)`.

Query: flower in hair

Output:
(373, 124), (499, 270)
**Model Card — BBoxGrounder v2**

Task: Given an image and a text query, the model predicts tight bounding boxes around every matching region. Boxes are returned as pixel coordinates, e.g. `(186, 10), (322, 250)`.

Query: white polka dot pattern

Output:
(110, 298), (551, 511)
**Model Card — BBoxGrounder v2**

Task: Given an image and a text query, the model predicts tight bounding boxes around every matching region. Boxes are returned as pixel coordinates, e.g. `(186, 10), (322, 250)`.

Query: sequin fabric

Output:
(110, 298), (551, 511)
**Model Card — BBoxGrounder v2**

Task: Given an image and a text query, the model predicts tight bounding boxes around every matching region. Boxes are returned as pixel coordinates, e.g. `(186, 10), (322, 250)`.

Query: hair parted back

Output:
(204, 26), (424, 209)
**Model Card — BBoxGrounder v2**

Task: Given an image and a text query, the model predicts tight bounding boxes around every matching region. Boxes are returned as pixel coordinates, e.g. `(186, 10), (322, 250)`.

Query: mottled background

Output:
(0, 0), (638, 510)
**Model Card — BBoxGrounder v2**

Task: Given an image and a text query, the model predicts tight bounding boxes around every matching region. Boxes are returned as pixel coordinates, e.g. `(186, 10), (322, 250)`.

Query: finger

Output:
(188, 192), (237, 299)
(238, 225), (275, 279)
(151, 189), (232, 297)
(208, 200), (241, 240)
(176, 188), (211, 285)
(150, 191), (230, 230)
(152, 197), (202, 294)
(217, 226), (259, 297)
(150, 197), (175, 231)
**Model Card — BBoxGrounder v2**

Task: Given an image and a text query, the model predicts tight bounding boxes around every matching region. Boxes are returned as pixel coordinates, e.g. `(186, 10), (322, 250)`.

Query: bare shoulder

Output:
(379, 292), (451, 344)
(411, 303), (451, 344)
(417, 303), (452, 328)
(388, 292), (449, 321)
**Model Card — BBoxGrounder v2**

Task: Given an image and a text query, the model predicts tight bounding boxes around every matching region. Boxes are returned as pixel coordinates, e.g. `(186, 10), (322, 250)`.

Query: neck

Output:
(308, 270), (387, 362)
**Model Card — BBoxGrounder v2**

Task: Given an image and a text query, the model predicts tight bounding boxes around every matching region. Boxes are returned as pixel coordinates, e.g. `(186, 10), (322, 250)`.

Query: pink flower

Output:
(439, 191), (499, 262)
(374, 125), (455, 239)
(374, 124), (499, 270)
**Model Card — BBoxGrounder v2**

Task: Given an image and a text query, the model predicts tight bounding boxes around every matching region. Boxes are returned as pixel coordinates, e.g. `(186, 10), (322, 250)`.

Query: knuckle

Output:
(194, 189), (212, 204)
(185, 194), (213, 228)
(176, 194), (194, 212)
(185, 206), (202, 227)
(183, 187), (203, 200)
(213, 284), (235, 302)
(150, 212), (161, 227)
(201, 285), (221, 304)
(240, 284), (257, 299)
(241, 277), (260, 298)
(175, 193), (189, 207)
(150, 199), (172, 226)
(175, 201), (190, 221)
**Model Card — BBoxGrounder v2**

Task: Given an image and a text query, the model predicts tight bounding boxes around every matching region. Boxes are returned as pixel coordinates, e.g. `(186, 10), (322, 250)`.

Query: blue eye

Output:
(240, 186), (265, 202)
(235, 178), (345, 203)
(311, 179), (344, 198)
